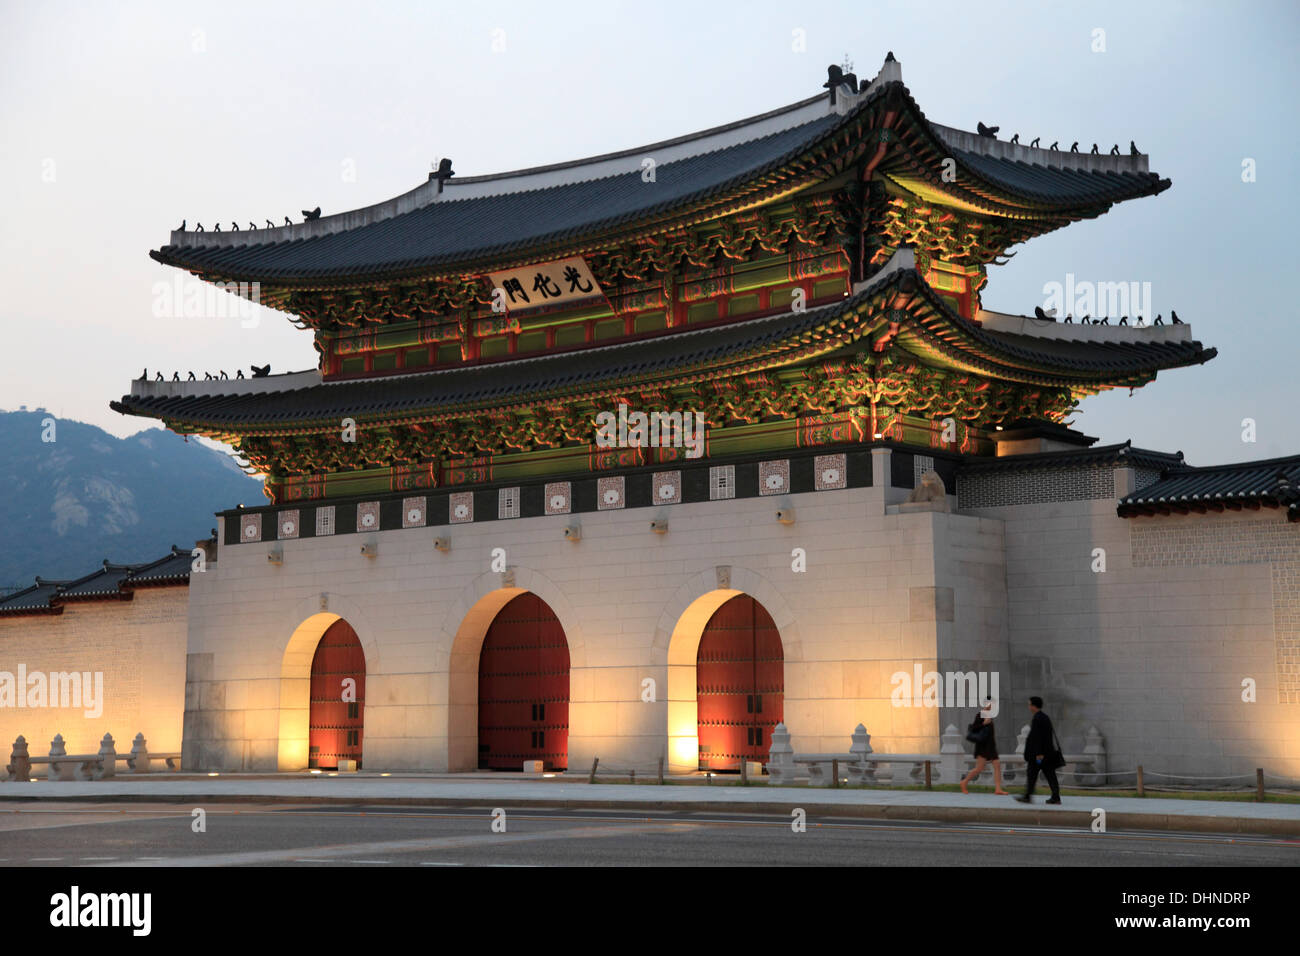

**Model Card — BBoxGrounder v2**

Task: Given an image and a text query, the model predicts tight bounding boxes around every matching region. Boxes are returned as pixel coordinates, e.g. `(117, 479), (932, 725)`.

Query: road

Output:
(0, 802), (1294, 866)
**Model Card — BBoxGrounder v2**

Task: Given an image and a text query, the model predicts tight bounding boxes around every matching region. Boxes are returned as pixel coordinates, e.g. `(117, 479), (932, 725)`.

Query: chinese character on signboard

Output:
(488, 257), (603, 312)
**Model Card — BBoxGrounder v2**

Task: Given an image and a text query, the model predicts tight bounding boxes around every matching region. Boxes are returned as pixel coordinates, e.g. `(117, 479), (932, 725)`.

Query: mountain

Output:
(0, 410), (264, 590)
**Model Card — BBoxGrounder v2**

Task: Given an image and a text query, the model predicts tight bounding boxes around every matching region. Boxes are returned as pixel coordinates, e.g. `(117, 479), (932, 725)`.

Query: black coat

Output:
(1023, 710), (1055, 760)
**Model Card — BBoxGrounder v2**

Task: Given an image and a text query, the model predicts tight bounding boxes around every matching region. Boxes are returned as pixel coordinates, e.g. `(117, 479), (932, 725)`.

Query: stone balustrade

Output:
(767, 722), (1108, 788)
(5, 733), (182, 781)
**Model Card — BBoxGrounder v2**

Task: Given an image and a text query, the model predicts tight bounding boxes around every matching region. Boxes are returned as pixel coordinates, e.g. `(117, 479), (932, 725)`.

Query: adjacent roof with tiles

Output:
(150, 56), (1170, 287)
(959, 440), (1185, 475)
(0, 548), (194, 617)
(1118, 454), (1300, 521)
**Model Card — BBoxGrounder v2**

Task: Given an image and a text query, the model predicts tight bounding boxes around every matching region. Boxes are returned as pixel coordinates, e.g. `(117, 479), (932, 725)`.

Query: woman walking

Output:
(960, 702), (1008, 795)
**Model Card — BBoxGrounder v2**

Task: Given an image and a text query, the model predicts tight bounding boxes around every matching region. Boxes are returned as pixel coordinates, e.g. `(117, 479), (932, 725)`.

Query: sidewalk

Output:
(3, 774), (1297, 835)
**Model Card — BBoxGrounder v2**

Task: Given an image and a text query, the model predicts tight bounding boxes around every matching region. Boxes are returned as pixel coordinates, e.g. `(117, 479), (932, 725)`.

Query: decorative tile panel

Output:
(357, 501), (381, 532)
(499, 487), (520, 519)
(449, 492), (474, 524)
(759, 459), (790, 496)
(315, 505), (336, 537)
(709, 465), (735, 501)
(276, 510), (300, 540)
(597, 476), (626, 510)
(652, 471), (682, 505)
(239, 513), (262, 543)
(402, 496), (427, 528)
(544, 482), (571, 515)
(814, 454), (847, 491)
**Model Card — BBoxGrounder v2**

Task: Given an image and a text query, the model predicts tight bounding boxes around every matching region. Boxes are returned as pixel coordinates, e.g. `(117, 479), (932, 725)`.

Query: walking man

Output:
(1014, 696), (1061, 804)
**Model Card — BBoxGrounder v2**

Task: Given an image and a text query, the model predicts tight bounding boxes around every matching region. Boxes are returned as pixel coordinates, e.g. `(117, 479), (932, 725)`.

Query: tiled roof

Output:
(1118, 455), (1300, 520)
(0, 579), (69, 616)
(959, 441), (1184, 475)
(149, 69), (1171, 285)
(0, 548), (193, 617)
(110, 262), (1215, 435)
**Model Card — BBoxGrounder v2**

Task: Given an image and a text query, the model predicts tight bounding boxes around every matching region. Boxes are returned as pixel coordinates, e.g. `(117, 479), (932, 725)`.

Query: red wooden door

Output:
(696, 595), (783, 771)
(309, 619), (365, 769)
(478, 593), (570, 771)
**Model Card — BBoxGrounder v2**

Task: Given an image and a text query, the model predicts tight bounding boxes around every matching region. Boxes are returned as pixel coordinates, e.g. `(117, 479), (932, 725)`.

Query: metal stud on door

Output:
(696, 595), (783, 771)
(478, 593), (570, 771)
(309, 619), (365, 769)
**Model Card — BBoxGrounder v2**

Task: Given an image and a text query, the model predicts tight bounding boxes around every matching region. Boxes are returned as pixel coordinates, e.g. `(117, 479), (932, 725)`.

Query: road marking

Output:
(97, 821), (701, 867)
(30, 857), (62, 861)
(81, 857), (119, 861)
(345, 860), (391, 864)
(419, 862), (463, 866)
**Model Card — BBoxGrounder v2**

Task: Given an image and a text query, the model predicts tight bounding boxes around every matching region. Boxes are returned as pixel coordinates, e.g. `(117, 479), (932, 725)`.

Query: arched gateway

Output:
(477, 592), (570, 770)
(696, 595), (784, 771)
(308, 619), (366, 769)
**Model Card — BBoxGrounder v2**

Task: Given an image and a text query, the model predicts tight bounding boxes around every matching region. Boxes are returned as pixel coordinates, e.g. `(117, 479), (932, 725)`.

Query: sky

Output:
(1, 0), (1297, 466)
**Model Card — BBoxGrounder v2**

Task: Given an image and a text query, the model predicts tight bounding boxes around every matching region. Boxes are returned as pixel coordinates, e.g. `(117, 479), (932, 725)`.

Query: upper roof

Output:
(150, 56), (1169, 288)
(112, 252), (1214, 437)
(1118, 454), (1300, 521)
(0, 548), (193, 617)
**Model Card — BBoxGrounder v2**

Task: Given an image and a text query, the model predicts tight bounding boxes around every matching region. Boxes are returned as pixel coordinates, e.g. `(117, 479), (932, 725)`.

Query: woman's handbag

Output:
(966, 724), (991, 745)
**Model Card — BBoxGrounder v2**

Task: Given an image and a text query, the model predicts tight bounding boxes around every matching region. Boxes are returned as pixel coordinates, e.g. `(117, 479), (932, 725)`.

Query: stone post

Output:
(939, 724), (966, 785)
(847, 723), (876, 785)
(1073, 726), (1107, 787)
(48, 734), (75, 781)
(129, 733), (151, 774)
(95, 733), (116, 780)
(7, 736), (31, 782)
(766, 722), (795, 787)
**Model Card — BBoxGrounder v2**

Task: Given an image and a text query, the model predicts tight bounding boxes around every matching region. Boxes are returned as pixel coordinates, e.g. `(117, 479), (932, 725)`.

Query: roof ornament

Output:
(249, 221), (258, 231)
(1090, 143), (1099, 154)
(1030, 137), (1040, 147)
(188, 371), (196, 380)
(1049, 141), (1059, 151)
(823, 64), (847, 105)
(1110, 144), (1120, 155)
(1171, 310), (1184, 324)
(1010, 133), (1019, 144)
(138, 368), (147, 381)
(213, 223), (221, 232)
(1070, 141), (1079, 152)
(155, 371), (163, 381)
(1154, 314), (1163, 325)
(885, 51), (895, 62)
(1064, 314), (1073, 322)
(251, 364), (271, 377)
(231, 222), (240, 231)
(302, 206), (322, 221)
(1033, 306), (1055, 322)
(1119, 316), (1128, 326)
(177, 219), (186, 231)
(266, 219), (275, 229)
(1130, 140), (1140, 155)
(976, 121), (999, 138)
(430, 158), (455, 194)
(172, 371), (180, 381)
(195, 222), (204, 232)
(284, 216), (293, 226)
(1080, 314), (1091, 324)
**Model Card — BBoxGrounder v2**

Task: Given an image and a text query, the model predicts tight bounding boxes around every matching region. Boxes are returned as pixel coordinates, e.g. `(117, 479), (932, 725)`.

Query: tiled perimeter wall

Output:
(1131, 518), (1300, 703)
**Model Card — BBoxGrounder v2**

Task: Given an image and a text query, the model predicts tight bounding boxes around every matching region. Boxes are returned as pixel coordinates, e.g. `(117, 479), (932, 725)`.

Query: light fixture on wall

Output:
(360, 541), (377, 558)
(564, 523), (582, 541)
(776, 508), (795, 526)
(650, 519), (668, 534)
(434, 536), (451, 553)
(267, 547), (283, 566)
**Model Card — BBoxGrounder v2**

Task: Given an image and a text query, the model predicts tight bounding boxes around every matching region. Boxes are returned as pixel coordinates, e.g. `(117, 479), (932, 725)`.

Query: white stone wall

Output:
(964, 470), (1300, 779)
(185, 467), (966, 772)
(0, 589), (187, 759)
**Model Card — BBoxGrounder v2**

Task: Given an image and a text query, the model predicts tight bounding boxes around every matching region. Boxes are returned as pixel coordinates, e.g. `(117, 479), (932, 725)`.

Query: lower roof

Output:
(110, 258), (1216, 438)
(1118, 455), (1300, 521)
(0, 548), (194, 617)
